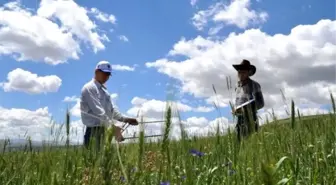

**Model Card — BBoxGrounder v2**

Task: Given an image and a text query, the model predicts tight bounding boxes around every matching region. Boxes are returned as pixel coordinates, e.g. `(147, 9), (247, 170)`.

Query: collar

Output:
(92, 78), (107, 89)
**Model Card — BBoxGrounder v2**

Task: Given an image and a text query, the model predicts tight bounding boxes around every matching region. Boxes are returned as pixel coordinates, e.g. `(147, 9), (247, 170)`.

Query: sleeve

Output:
(253, 82), (265, 110)
(111, 102), (129, 122)
(81, 86), (109, 123)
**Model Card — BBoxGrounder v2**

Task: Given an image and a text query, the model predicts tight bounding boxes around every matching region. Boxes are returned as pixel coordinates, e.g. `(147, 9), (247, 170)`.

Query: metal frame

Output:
(120, 120), (165, 141)
(80, 110), (166, 141)
(123, 134), (163, 140)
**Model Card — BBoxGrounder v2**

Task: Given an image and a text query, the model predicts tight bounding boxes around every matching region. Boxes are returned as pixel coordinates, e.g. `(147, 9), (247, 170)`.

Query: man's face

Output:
(95, 70), (111, 84)
(238, 69), (249, 81)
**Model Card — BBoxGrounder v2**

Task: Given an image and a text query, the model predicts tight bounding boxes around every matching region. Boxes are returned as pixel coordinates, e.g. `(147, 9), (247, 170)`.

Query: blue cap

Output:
(96, 61), (112, 73)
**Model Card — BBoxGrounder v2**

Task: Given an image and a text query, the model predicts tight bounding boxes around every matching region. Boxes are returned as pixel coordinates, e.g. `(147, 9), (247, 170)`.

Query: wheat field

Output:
(0, 94), (335, 185)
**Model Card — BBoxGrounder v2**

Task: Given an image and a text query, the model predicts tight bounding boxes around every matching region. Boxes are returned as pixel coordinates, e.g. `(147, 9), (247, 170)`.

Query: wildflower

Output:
(189, 149), (205, 157)
(120, 176), (126, 182)
(228, 169), (236, 176)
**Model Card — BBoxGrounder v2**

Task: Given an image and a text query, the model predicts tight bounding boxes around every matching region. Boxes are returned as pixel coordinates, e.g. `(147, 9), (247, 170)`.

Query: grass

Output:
(0, 93), (335, 185)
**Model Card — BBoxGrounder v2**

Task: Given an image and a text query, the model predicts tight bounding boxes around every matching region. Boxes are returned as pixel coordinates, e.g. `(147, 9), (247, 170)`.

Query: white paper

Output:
(235, 99), (255, 110)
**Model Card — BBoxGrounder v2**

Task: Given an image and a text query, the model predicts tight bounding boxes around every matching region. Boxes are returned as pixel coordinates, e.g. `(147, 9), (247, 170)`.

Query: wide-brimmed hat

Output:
(232, 59), (256, 76)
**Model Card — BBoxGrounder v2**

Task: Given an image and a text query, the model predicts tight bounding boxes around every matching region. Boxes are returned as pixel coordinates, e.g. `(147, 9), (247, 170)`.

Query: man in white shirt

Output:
(80, 61), (138, 149)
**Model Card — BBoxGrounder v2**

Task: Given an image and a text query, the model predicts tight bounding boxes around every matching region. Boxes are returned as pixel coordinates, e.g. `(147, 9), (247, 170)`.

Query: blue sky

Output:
(0, 0), (335, 141)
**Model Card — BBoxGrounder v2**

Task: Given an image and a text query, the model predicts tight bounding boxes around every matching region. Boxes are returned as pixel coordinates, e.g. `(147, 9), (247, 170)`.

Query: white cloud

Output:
(190, 0), (198, 7)
(146, 19), (336, 111)
(0, 106), (51, 141)
(110, 93), (118, 99)
(0, 106), (85, 144)
(111, 64), (135, 71)
(119, 35), (129, 42)
(69, 100), (80, 118)
(0, 0), (114, 65)
(212, 0), (268, 29)
(90, 7), (116, 24)
(191, 0), (268, 34)
(37, 0), (110, 52)
(194, 106), (215, 112)
(191, 3), (222, 31)
(131, 97), (148, 106)
(205, 95), (231, 108)
(127, 97), (215, 119)
(127, 98), (192, 119)
(63, 96), (78, 102)
(183, 116), (208, 128)
(0, 68), (62, 94)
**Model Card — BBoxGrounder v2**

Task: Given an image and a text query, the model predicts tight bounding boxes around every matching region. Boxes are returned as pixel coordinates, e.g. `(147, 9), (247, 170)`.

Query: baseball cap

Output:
(96, 61), (112, 74)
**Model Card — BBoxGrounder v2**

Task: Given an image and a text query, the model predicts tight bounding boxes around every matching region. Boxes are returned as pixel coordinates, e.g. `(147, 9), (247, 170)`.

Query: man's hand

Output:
(231, 108), (242, 115)
(113, 125), (125, 142)
(123, 118), (138, 125)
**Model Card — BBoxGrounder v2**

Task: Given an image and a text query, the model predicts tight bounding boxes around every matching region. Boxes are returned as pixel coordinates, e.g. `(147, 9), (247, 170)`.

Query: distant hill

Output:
(268, 113), (330, 123)
(0, 138), (69, 152)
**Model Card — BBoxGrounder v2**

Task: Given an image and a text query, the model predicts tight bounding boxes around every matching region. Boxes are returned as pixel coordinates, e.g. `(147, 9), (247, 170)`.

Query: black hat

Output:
(232, 59), (256, 76)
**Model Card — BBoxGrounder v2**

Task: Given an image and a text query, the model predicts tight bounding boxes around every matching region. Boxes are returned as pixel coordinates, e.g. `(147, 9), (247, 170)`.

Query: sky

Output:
(0, 0), (335, 144)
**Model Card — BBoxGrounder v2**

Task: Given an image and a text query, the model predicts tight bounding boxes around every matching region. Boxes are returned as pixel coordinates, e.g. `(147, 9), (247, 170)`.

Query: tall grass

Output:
(0, 93), (335, 184)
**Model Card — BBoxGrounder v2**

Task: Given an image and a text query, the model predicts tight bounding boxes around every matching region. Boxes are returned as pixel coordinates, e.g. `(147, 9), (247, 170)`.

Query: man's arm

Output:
(110, 103), (129, 122)
(110, 101), (138, 125)
(253, 82), (264, 110)
(82, 87), (109, 123)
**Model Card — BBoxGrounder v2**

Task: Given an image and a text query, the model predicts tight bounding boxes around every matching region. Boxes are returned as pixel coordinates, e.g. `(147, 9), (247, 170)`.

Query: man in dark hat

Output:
(231, 59), (264, 142)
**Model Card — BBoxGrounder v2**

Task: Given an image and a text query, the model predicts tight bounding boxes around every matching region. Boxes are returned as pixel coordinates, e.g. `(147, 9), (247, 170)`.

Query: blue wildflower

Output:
(189, 149), (205, 157)
(120, 176), (126, 182)
(228, 169), (236, 176)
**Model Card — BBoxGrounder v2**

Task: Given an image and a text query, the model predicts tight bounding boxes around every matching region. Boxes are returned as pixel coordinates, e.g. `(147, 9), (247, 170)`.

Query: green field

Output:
(0, 97), (335, 185)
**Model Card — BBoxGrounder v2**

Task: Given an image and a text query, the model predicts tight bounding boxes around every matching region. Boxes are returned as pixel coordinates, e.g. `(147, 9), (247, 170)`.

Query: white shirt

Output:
(80, 79), (127, 127)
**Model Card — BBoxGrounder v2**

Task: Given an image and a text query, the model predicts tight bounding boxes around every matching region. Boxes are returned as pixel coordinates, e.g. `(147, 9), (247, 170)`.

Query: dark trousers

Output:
(84, 126), (106, 150)
(235, 113), (259, 142)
